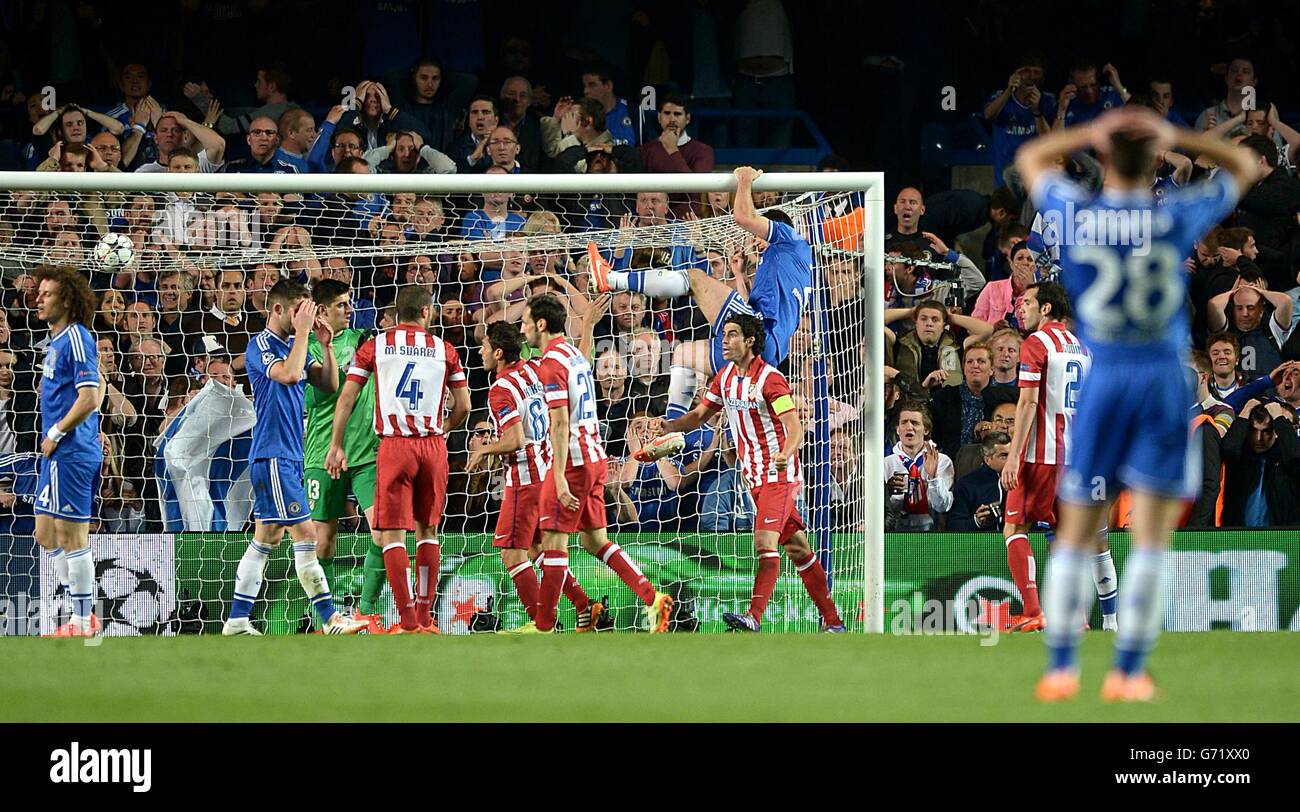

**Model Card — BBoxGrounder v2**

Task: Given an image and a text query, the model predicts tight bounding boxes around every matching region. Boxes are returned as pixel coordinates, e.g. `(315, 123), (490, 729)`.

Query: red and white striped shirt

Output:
(488, 359), (552, 486)
(347, 324), (467, 437)
(1018, 321), (1090, 465)
(535, 337), (606, 467)
(704, 357), (801, 486)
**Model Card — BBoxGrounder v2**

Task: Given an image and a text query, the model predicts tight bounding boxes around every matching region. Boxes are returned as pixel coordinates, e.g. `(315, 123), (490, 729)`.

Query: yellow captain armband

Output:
(770, 394), (796, 415)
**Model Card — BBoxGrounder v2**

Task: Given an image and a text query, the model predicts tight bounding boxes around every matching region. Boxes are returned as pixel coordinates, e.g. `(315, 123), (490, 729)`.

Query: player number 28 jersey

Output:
(536, 338), (606, 467)
(1018, 321), (1091, 465)
(488, 359), (552, 486)
(347, 325), (467, 437)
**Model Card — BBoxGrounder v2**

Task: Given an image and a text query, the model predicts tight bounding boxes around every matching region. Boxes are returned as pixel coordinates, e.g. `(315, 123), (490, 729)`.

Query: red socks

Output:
(414, 540), (440, 627)
(749, 552), (781, 621)
(563, 568), (590, 614)
(596, 542), (656, 605)
(536, 551), (568, 631)
(507, 559), (539, 621)
(382, 543), (416, 630)
(792, 552), (842, 626)
(1006, 534), (1041, 617)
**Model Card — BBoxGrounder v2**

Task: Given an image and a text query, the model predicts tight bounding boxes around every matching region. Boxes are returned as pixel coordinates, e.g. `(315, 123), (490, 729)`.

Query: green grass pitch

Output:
(4, 632), (1297, 722)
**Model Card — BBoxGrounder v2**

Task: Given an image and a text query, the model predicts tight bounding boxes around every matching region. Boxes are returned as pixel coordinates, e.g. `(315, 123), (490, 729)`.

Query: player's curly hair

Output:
(723, 312), (767, 357)
(34, 266), (96, 328)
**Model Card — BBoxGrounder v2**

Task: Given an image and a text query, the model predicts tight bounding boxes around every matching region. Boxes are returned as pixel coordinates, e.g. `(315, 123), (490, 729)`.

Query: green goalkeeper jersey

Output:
(304, 328), (378, 469)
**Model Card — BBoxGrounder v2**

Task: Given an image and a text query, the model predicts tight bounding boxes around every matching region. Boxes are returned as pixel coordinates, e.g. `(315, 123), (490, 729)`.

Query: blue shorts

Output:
(1060, 363), (1199, 503)
(709, 267), (810, 373)
(250, 458), (311, 526)
(35, 455), (101, 523)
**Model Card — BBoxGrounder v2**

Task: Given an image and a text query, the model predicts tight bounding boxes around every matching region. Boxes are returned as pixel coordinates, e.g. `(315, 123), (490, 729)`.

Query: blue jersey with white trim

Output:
(40, 322), (101, 458)
(246, 329), (317, 461)
(1030, 170), (1237, 363)
(749, 218), (813, 327)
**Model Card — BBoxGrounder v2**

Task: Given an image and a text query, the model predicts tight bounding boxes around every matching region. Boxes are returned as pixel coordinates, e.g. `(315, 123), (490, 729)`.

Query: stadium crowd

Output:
(0, 1), (876, 538)
(0, 2), (1296, 540)
(884, 53), (1300, 531)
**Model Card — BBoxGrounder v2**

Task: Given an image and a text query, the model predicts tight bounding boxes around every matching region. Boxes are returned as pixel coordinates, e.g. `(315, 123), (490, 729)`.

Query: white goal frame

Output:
(0, 169), (887, 633)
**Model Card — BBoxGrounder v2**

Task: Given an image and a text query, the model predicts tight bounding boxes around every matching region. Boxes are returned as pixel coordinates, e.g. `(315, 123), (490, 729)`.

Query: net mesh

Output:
(0, 181), (869, 635)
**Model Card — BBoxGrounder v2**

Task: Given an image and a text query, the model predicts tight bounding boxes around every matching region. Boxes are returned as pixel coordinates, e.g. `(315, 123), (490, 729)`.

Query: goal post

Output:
(0, 169), (885, 635)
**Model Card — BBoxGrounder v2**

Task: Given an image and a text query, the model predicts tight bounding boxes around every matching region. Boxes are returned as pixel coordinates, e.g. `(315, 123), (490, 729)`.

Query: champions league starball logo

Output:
(95, 558), (167, 634)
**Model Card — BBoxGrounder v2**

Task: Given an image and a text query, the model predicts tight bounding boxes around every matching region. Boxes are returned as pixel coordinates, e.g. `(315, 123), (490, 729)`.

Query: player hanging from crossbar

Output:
(657, 313), (845, 633)
(587, 166), (812, 438)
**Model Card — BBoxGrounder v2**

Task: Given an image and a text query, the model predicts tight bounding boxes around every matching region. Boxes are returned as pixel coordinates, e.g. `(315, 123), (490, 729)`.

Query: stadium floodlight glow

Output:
(1, 170), (885, 634)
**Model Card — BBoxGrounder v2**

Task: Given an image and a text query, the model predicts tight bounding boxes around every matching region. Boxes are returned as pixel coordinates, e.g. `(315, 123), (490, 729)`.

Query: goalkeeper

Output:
(305, 279), (385, 633)
(589, 165), (812, 421)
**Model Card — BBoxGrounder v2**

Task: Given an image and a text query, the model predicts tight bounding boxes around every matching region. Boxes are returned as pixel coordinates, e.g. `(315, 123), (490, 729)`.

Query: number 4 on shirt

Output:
(395, 362), (424, 410)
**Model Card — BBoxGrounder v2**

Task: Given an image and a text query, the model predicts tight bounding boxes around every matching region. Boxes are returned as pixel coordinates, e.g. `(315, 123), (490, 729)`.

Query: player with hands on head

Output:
(1016, 104), (1259, 701)
(224, 280), (367, 636)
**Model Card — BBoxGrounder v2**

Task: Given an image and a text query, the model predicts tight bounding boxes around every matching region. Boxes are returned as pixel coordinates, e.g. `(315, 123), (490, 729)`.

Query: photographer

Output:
(946, 431), (1011, 531)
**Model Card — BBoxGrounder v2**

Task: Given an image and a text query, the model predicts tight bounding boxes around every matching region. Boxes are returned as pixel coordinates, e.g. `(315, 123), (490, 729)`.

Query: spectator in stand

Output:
(625, 329), (670, 416)
(31, 103), (127, 150)
(885, 187), (931, 253)
(0, 349), (19, 455)
(443, 414), (504, 534)
(581, 63), (637, 146)
(1277, 361), (1300, 413)
(134, 111), (227, 172)
(983, 55), (1053, 187)
(386, 56), (473, 153)
(340, 80), (430, 153)
(498, 76), (542, 173)
(198, 268), (267, 378)
(947, 430), (1012, 531)
(1053, 60), (1129, 129)
(481, 125), (523, 173)
(460, 166), (526, 270)
(931, 342), (995, 459)
(953, 400), (1017, 481)
(221, 115), (299, 173)
(596, 347), (632, 457)
(641, 93), (714, 174)
(1194, 57), (1258, 134)
(542, 95), (642, 174)
(365, 129), (456, 174)
(155, 271), (201, 378)
(1235, 134), (1300, 255)
(886, 301), (993, 399)
(987, 328), (1022, 391)
(95, 337), (138, 439)
(89, 131), (132, 173)
(616, 413), (688, 531)
(274, 108), (317, 173)
(883, 402), (953, 532)
(119, 301), (160, 359)
(245, 262), (283, 319)
(1207, 332), (1243, 402)
(121, 335), (169, 485)
(883, 244), (934, 310)
(1220, 398), (1300, 527)
(184, 63), (300, 138)
(1206, 276), (1294, 382)
(972, 240), (1037, 328)
(450, 95), (500, 174)
(1148, 76), (1189, 127)
(826, 427), (865, 532)
(1206, 103), (1300, 178)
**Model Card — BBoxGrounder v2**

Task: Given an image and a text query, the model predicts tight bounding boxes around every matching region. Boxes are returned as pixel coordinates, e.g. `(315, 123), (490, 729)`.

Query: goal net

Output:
(0, 170), (883, 636)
